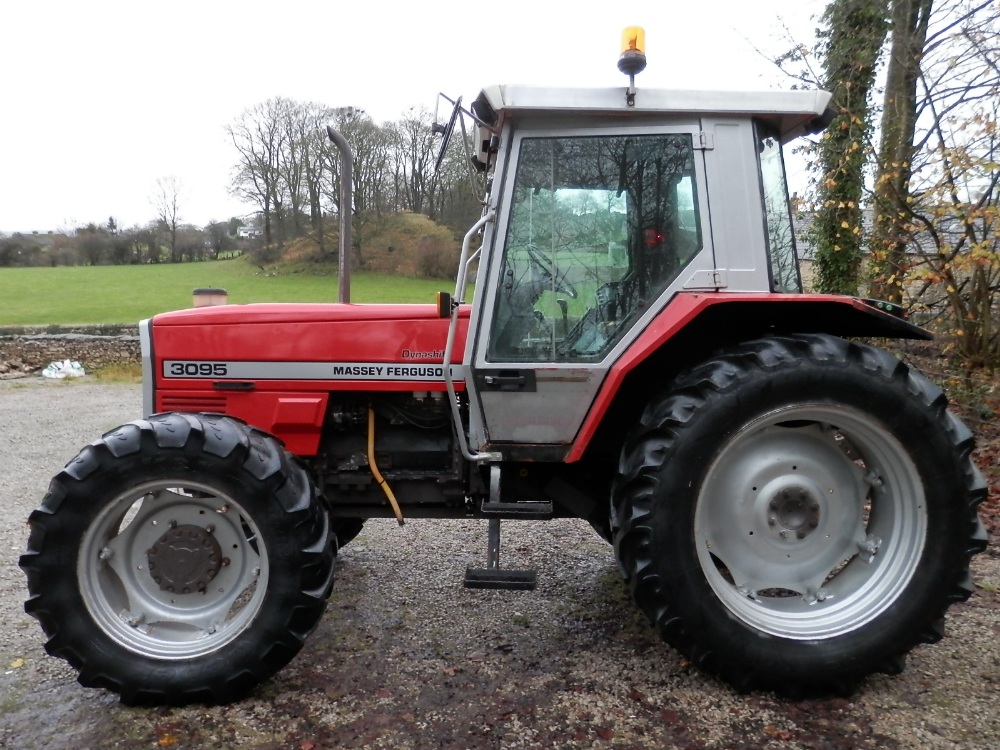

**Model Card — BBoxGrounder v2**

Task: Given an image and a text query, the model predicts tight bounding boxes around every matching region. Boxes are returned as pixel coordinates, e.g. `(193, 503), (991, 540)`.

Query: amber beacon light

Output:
(617, 26), (647, 76)
(618, 26), (646, 106)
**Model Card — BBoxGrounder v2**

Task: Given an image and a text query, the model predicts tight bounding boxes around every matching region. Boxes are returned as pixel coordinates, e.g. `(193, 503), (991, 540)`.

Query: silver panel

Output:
(140, 319), (154, 417)
(702, 119), (771, 292)
(479, 85), (831, 143)
(479, 370), (600, 444)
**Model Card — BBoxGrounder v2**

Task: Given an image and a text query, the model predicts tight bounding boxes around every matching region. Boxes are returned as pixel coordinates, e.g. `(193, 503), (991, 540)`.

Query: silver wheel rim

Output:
(78, 479), (268, 659)
(694, 404), (926, 640)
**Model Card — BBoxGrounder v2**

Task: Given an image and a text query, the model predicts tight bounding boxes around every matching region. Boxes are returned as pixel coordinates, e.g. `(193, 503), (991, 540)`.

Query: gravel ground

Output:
(1, 378), (998, 750)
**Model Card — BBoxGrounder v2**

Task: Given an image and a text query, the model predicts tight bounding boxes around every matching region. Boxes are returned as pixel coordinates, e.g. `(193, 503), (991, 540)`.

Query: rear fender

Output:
(567, 293), (929, 463)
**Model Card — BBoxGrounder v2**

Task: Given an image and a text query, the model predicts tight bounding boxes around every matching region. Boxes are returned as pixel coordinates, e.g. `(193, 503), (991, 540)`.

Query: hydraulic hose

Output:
(368, 406), (404, 526)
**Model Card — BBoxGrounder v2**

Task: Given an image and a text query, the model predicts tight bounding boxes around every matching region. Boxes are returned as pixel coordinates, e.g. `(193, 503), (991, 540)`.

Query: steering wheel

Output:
(525, 244), (578, 299)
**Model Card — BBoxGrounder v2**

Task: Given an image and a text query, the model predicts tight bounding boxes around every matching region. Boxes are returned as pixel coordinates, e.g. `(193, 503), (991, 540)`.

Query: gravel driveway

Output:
(1, 378), (998, 749)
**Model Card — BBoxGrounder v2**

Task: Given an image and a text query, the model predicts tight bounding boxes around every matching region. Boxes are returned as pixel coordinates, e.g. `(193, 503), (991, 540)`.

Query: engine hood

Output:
(151, 302), (470, 365)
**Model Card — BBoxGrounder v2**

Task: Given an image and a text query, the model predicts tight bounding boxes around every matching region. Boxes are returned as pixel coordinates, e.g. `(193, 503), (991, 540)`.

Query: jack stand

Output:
(464, 518), (537, 591)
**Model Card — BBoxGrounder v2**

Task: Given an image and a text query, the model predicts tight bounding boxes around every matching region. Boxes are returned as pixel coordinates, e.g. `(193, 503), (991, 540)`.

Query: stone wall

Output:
(0, 325), (140, 379)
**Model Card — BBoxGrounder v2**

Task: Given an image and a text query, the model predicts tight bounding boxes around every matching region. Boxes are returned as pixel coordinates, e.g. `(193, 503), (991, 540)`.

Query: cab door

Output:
(466, 124), (715, 451)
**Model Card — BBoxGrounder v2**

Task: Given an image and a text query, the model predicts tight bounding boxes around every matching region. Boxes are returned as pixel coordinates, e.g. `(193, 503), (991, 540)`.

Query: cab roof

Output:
(477, 85), (834, 143)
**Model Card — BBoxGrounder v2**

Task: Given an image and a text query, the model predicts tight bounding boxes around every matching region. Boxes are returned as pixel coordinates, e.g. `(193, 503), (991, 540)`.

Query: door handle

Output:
(478, 370), (536, 392)
(484, 373), (525, 387)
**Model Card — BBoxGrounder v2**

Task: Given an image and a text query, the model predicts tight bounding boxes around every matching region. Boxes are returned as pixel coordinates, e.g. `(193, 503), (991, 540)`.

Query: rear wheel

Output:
(612, 334), (987, 694)
(20, 413), (335, 705)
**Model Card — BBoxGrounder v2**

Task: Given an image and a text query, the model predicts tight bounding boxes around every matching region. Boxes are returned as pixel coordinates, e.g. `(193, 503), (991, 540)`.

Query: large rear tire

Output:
(19, 413), (335, 705)
(612, 334), (987, 695)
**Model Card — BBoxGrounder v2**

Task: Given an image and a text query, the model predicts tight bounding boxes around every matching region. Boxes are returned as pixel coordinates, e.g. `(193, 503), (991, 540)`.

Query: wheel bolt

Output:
(168, 519), (177, 529)
(769, 499), (779, 510)
(99, 547), (113, 561)
(797, 530), (806, 539)
(768, 517), (776, 527)
(205, 524), (215, 534)
(780, 530), (789, 539)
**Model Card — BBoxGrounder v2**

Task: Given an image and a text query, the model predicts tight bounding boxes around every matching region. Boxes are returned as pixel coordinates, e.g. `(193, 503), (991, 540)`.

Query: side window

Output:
(757, 126), (802, 292)
(489, 134), (701, 362)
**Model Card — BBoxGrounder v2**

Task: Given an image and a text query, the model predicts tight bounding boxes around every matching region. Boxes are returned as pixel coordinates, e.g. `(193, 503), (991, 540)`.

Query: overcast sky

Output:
(0, 0), (826, 234)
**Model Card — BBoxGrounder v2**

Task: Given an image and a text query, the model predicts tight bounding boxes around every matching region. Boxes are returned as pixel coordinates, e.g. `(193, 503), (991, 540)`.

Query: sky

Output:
(0, 0), (827, 235)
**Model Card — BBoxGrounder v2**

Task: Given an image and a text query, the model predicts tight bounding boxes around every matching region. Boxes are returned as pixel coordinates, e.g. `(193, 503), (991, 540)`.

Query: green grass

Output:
(0, 259), (461, 326)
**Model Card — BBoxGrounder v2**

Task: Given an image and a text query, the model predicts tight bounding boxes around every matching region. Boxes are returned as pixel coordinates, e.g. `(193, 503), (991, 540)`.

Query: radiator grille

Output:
(160, 395), (228, 412)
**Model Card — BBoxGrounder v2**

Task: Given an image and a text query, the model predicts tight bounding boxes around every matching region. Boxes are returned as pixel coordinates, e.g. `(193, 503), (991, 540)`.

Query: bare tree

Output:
(391, 107), (438, 216)
(292, 101), (336, 255)
(870, 0), (997, 302)
(322, 108), (392, 217)
(431, 124), (486, 236)
(869, 0), (935, 302)
(278, 101), (307, 239)
(225, 96), (495, 264)
(152, 176), (183, 263)
(227, 99), (291, 246)
(884, 1), (1000, 363)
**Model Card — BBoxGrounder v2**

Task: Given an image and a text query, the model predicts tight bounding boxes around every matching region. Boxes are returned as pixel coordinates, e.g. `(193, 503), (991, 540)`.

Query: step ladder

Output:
(464, 466), (552, 591)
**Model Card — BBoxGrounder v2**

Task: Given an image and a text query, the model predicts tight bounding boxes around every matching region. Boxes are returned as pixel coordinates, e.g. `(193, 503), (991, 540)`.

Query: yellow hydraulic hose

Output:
(368, 406), (404, 525)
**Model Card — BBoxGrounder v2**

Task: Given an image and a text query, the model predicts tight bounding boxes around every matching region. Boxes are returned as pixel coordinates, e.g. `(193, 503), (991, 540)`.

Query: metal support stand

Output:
(464, 466), (539, 590)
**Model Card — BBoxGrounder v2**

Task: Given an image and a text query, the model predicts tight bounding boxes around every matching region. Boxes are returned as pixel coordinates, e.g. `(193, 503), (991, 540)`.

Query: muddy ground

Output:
(1, 379), (998, 749)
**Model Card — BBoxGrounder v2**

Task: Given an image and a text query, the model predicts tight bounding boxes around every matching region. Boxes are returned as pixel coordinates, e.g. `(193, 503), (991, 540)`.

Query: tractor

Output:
(21, 29), (986, 704)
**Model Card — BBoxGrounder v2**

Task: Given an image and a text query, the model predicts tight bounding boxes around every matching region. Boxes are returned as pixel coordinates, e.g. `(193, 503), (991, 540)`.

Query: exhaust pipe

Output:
(326, 126), (354, 303)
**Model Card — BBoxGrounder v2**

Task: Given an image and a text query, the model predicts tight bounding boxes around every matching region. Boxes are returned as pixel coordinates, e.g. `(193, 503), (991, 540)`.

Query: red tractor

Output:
(21, 39), (986, 704)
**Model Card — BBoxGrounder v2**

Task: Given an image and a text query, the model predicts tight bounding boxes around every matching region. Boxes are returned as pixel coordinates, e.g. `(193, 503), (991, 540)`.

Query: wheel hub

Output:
(147, 524), (223, 594)
(767, 485), (821, 540)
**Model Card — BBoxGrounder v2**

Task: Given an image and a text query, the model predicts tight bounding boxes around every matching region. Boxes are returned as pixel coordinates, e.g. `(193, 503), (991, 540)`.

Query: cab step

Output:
(463, 567), (537, 590)
(464, 518), (537, 591)
(478, 465), (553, 518)
(479, 499), (553, 517)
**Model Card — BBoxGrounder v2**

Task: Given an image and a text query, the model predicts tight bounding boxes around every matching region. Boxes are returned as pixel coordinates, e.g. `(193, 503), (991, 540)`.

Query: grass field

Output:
(0, 258), (463, 326)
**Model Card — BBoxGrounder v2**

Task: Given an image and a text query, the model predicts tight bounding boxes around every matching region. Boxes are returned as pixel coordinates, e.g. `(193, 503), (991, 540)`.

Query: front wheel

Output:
(19, 413), (335, 705)
(612, 334), (987, 695)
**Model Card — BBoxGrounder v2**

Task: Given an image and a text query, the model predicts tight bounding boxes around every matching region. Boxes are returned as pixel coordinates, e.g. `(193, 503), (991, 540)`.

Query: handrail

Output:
(444, 211), (501, 463)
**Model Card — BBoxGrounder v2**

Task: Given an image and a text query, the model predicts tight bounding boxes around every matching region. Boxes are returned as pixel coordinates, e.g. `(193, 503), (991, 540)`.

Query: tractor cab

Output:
(445, 83), (833, 453)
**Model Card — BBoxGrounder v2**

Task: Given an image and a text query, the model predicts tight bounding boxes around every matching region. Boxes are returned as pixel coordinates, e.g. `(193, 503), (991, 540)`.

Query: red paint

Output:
(152, 303), (470, 455)
(565, 293), (895, 462)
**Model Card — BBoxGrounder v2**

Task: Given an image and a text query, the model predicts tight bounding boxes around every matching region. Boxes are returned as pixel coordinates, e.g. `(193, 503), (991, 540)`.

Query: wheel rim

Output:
(694, 404), (926, 640)
(78, 479), (268, 659)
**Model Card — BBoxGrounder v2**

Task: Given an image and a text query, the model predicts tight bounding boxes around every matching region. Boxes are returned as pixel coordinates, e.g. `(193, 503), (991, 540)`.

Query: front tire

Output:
(612, 334), (987, 695)
(19, 413), (335, 705)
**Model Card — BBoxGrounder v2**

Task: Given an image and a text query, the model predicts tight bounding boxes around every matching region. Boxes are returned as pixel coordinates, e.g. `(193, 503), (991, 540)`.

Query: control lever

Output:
(557, 298), (569, 336)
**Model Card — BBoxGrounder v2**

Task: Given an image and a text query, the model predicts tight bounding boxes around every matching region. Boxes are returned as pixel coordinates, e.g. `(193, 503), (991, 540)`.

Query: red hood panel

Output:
(152, 303), (470, 364)
(153, 302), (464, 326)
